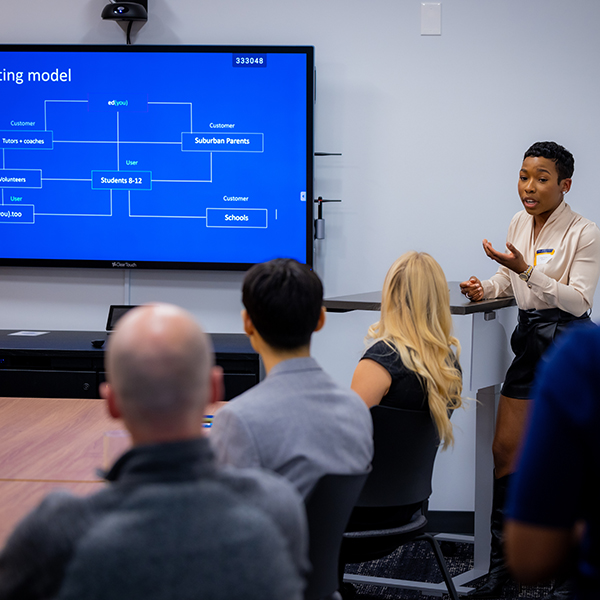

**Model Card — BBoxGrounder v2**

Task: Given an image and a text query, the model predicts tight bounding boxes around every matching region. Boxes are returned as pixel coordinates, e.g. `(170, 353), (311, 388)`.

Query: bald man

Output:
(0, 304), (308, 600)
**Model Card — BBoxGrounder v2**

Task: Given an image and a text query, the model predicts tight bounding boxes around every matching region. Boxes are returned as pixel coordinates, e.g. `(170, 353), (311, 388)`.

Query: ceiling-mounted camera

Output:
(101, 0), (147, 44)
(101, 1), (147, 21)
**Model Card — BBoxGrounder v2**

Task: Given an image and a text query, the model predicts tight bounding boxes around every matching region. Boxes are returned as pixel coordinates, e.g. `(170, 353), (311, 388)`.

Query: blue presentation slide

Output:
(0, 48), (310, 266)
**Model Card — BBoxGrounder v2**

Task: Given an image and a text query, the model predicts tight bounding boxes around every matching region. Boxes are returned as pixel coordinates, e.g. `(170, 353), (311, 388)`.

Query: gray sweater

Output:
(0, 438), (308, 600)
(211, 357), (374, 498)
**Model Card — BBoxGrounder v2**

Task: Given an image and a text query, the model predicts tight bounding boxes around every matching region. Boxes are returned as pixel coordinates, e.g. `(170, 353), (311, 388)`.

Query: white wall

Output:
(3, 0), (600, 510)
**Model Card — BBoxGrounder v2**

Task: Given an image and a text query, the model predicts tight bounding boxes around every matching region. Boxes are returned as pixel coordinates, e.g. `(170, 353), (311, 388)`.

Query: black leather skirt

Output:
(501, 308), (591, 399)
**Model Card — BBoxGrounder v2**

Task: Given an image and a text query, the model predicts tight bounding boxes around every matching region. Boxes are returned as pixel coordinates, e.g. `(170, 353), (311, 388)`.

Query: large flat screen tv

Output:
(0, 44), (314, 270)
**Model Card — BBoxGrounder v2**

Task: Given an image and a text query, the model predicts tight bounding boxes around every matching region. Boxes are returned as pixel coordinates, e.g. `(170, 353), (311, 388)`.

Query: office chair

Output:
(304, 471), (370, 600)
(339, 406), (459, 600)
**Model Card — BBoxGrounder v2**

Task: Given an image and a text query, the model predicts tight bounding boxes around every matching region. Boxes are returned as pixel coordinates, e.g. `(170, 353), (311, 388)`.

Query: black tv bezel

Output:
(0, 43), (315, 272)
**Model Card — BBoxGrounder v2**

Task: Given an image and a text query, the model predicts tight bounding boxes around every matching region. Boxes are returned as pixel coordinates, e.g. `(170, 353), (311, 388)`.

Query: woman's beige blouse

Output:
(481, 201), (600, 317)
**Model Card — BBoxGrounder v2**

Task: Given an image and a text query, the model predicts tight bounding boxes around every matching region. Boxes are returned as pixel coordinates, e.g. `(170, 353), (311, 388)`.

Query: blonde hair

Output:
(367, 252), (462, 449)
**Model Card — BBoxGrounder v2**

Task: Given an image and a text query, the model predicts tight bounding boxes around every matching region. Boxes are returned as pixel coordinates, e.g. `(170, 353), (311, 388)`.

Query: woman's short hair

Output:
(524, 141), (574, 183)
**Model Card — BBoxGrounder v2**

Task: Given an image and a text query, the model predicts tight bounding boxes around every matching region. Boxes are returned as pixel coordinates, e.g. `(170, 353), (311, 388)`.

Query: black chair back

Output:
(356, 405), (439, 508)
(339, 405), (460, 600)
(303, 471), (370, 600)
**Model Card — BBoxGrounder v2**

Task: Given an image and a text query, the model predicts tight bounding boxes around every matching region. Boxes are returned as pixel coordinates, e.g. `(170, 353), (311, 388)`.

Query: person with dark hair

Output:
(0, 304), (309, 600)
(241, 257), (324, 350)
(211, 258), (373, 499)
(460, 142), (600, 599)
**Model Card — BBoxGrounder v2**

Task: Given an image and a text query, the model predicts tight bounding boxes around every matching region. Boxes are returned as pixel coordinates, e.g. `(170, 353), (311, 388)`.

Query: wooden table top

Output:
(0, 397), (121, 481)
(0, 397), (224, 547)
(0, 397), (124, 546)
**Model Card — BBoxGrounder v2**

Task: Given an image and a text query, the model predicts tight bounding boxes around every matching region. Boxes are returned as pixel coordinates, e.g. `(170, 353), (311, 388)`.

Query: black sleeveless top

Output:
(361, 341), (428, 410)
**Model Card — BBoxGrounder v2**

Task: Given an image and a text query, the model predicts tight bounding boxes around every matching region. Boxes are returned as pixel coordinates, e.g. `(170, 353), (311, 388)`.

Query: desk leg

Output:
(451, 384), (498, 588)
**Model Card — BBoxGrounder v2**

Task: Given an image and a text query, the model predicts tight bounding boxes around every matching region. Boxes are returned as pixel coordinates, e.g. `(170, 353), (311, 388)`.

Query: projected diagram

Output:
(0, 93), (268, 229)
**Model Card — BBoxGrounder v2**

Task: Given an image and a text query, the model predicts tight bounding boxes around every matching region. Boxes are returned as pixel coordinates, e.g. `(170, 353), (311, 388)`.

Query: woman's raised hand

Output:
(483, 239), (528, 274)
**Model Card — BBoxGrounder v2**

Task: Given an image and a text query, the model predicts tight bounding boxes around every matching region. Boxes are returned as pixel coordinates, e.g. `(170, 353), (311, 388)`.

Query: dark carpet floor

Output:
(344, 540), (555, 599)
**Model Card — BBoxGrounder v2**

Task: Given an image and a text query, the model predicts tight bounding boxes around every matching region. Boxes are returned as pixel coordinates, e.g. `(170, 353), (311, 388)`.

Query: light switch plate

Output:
(421, 2), (441, 36)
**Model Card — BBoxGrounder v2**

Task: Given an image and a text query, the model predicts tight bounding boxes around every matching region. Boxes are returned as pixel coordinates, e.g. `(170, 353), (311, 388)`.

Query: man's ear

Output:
(100, 382), (121, 420)
(208, 366), (225, 406)
(314, 306), (327, 332)
(241, 309), (255, 337)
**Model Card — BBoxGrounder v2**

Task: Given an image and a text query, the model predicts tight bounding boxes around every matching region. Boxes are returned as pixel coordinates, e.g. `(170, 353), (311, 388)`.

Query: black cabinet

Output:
(0, 330), (260, 401)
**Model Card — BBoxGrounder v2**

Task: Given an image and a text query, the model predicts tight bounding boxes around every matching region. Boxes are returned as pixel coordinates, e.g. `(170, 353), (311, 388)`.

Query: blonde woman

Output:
(348, 251), (462, 529)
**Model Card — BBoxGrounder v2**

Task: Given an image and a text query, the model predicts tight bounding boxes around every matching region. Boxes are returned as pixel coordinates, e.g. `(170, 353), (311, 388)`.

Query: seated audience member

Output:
(0, 304), (308, 600)
(348, 251), (463, 529)
(211, 258), (373, 499)
(505, 324), (600, 600)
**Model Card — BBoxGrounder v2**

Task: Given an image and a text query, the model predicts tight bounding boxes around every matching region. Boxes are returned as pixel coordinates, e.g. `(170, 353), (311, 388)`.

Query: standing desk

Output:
(324, 284), (516, 595)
